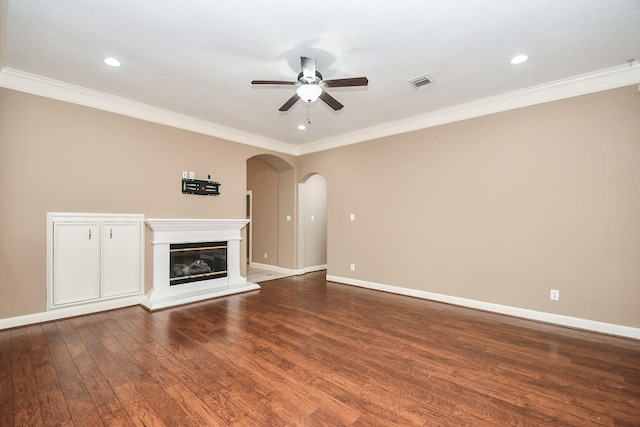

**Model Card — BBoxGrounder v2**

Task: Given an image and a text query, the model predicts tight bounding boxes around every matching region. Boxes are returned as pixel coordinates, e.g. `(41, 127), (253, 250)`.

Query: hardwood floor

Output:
(2, 271), (639, 426)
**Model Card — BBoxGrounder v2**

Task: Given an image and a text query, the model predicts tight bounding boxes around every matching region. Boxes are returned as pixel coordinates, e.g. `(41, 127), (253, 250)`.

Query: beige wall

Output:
(0, 88), (290, 319)
(298, 85), (640, 328)
(278, 168), (297, 269)
(302, 174), (327, 268)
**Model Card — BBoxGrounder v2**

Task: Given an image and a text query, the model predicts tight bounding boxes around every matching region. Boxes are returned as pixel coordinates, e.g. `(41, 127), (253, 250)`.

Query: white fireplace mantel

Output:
(140, 218), (260, 311)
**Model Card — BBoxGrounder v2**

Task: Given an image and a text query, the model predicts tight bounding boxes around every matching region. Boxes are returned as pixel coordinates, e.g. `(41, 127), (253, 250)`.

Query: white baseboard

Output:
(0, 295), (144, 330)
(251, 262), (326, 276)
(1, 282), (262, 330)
(250, 262), (296, 275)
(249, 262), (278, 271)
(326, 275), (640, 340)
(301, 264), (327, 274)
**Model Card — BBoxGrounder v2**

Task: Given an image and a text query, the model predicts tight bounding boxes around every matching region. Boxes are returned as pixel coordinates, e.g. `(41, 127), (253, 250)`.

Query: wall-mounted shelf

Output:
(182, 179), (221, 196)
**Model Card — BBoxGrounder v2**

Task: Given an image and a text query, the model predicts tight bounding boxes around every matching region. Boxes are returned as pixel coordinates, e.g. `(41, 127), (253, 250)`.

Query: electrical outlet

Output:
(182, 171), (188, 179)
(550, 289), (560, 301)
(350, 213), (356, 221)
(350, 263), (355, 271)
(264, 253), (267, 259)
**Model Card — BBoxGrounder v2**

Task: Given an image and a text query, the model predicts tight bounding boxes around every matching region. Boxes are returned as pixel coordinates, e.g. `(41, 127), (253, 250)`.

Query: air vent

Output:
(409, 73), (435, 90)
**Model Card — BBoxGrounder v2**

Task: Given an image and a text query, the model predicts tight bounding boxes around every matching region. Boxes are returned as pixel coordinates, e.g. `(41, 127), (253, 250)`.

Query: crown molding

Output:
(1, 62), (639, 157)
(0, 67), (297, 155)
(296, 62), (640, 155)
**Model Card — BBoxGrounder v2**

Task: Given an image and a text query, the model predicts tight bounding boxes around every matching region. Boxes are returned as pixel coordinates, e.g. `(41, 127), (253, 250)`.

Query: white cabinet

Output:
(48, 213), (144, 310)
(101, 222), (142, 298)
(53, 222), (101, 306)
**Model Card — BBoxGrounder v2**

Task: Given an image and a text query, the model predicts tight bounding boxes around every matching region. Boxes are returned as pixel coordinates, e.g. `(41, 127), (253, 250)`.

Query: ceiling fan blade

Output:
(279, 94), (300, 112)
(319, 91), (344, 111)
(301, 57), (316, 80)
(323, 77), (369, 87)
(251, 80), (297, 85)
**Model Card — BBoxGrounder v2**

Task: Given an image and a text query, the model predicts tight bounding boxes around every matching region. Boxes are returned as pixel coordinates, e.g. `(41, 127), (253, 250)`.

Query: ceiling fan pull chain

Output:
(307, 104), (311, 124)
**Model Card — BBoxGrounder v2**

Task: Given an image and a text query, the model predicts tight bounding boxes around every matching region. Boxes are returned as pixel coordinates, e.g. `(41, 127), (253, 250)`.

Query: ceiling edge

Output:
(295, 62), (640, 156)
(1, 62), (639, 157)
(0, 67), (297, 156)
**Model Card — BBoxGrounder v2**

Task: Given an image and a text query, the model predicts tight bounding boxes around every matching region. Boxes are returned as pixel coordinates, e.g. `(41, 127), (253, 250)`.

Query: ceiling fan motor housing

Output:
(297, 71), (323, 84)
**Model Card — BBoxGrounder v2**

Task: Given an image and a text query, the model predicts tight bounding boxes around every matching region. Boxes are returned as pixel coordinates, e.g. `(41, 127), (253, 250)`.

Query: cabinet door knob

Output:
(110, 228), (113, 239)
(89, 229), (92, 240)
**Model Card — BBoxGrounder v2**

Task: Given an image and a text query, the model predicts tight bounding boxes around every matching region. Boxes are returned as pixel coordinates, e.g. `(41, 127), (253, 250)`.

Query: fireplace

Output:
(170, 241), (227, 285)
(141, 218), (259, 311)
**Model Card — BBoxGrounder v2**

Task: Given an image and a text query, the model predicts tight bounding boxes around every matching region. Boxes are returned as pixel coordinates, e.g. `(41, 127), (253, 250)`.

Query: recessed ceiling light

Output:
(510, 54), (528, 65)
(104, 57), (121, 67)
(297, 124), (307, 130)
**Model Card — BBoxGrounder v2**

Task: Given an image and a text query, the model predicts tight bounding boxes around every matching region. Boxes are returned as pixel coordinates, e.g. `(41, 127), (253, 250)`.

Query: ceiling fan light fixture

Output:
(296, 84), (322, 103)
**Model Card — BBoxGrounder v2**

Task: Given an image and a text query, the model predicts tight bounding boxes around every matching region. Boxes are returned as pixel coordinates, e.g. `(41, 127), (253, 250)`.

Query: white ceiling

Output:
(1, 0), (640, 154)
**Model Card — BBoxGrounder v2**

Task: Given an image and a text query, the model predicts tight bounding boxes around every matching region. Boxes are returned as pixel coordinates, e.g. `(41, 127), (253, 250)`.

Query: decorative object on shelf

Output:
(182, 178), (221, 196)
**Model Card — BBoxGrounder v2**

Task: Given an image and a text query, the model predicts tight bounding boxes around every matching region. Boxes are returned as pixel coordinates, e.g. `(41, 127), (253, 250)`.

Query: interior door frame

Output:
(246, 190), (253, 265)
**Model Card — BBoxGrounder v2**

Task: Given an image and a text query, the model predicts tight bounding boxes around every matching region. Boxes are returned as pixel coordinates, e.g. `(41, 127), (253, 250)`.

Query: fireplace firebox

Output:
(170, 241), (227, 286)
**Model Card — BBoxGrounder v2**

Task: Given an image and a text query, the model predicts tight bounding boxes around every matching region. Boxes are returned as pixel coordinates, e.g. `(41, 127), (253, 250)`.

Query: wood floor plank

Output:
(112, 382), (169, 427)
(42, 322), (104, 426)
(0, 350), (14, 427)
(10, 350), (44, 427)
(162, 383), (230, 426)
(9, 328), (29, 353)
(104, 309), (247, 425)
(30, 347), (73, 426)
(99, 310), (207, 426)
(62, 317), (135, 425)
(83, 311), (173, 426)
(24, 325), (48, 353)
(0, 328), (14, 426)
(0, 329), (10, 353)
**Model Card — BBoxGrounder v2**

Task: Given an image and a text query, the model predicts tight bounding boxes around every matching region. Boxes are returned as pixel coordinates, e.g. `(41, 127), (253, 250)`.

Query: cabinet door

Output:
(101, 221), (142, 297)
(53, 222), (101, 306)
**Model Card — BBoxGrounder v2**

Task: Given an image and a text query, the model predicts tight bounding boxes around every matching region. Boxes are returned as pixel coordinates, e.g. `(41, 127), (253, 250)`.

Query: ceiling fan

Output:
(251, 56), (368, 112)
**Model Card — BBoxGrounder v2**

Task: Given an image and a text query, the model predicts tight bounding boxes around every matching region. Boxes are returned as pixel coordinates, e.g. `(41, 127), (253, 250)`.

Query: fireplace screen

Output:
(170, 241), (227, 286)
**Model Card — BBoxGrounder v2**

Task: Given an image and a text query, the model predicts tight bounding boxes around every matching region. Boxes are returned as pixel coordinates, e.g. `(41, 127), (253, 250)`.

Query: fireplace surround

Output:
(141, 218), (259, 310)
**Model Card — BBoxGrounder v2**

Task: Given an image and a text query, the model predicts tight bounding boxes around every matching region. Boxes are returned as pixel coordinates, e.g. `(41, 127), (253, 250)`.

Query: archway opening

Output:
(246, 154), (295, 279)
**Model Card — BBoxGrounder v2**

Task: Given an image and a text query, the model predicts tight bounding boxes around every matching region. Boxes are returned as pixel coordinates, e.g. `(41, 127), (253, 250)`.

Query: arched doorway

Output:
(246, 154), (296, 279)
